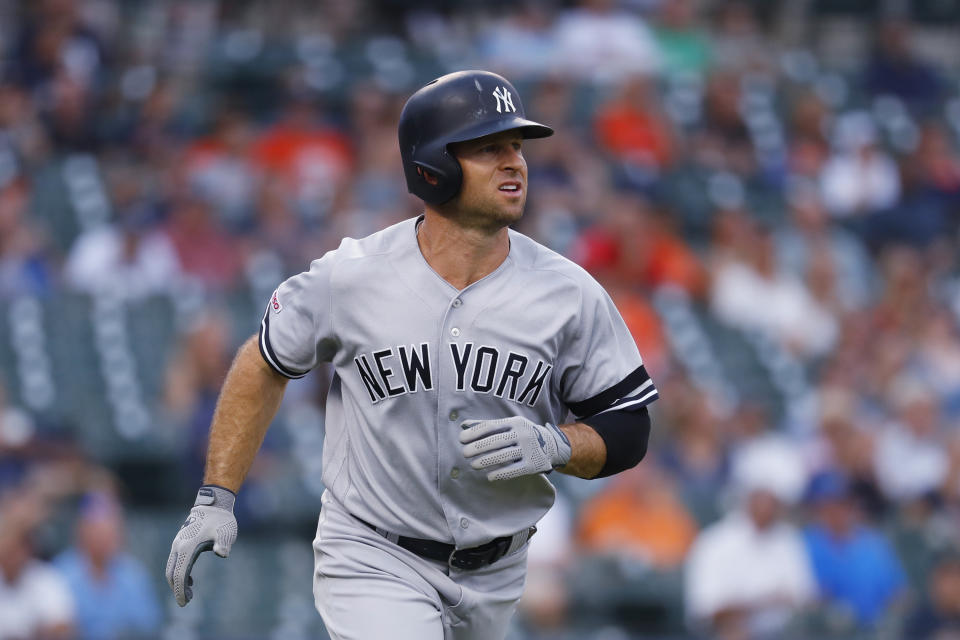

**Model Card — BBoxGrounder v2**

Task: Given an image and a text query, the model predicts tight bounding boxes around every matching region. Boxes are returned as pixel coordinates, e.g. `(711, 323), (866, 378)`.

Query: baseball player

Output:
(165, 70), (658, 640)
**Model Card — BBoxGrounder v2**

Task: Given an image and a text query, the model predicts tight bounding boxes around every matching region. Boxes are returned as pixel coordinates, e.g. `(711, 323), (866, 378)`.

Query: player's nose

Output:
(499, 146), (525, 173)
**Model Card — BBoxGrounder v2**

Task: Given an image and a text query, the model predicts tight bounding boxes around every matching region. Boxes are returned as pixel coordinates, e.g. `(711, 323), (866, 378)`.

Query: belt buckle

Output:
(449, 537), (512, 571)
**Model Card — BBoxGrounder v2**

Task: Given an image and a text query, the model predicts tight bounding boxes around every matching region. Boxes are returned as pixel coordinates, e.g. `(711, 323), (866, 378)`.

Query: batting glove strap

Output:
(543, 422), (572, 469)
(194, 484), (236, 511)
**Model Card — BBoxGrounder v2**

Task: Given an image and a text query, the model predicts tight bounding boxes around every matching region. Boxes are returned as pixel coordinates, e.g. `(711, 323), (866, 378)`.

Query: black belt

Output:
(356, 516), (536, 571)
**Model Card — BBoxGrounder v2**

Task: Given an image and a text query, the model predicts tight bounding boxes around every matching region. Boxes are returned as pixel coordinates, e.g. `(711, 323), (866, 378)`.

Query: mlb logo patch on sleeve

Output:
(271, 290), (283, 314)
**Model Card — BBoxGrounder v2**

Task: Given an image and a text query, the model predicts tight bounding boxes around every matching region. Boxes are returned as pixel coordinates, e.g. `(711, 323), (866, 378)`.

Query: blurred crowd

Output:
(3, 0), (960, 638)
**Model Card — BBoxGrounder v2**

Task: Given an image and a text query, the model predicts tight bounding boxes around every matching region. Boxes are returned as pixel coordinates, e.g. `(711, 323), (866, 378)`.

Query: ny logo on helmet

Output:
(492, 86), (516, 114)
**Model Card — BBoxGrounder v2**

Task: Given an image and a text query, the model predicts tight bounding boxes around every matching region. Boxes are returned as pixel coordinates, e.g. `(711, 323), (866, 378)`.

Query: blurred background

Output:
(2, 0), (960, 638)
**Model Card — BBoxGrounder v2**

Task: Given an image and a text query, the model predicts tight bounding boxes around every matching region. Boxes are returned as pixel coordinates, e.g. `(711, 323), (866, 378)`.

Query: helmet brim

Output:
(446, 117), (554, 145)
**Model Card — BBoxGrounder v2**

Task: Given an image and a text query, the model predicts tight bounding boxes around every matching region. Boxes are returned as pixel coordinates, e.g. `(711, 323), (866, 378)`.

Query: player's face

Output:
(446, 130), (527, 231)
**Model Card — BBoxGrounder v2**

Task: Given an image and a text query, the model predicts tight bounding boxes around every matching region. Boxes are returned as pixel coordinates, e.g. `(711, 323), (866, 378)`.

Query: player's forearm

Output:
(555, 422), (606, 479)
(203, 336), (289, 492)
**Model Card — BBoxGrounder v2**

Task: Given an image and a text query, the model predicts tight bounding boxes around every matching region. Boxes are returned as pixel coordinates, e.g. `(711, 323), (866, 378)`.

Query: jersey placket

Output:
(434, 264), (513, 548)
(436, 291), (468, 545)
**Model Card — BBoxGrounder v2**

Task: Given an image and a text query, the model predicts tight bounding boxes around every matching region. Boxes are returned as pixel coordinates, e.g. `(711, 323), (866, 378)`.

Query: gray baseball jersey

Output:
(259, 215), (658, 547)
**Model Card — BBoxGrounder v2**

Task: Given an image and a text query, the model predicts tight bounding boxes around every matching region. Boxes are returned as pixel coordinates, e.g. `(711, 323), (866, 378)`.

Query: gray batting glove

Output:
(165, 485), (238, 607)
(460, 417), (572, 481)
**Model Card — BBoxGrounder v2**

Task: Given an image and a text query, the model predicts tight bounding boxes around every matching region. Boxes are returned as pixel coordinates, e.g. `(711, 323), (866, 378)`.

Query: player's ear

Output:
(416, 166), (439, 186)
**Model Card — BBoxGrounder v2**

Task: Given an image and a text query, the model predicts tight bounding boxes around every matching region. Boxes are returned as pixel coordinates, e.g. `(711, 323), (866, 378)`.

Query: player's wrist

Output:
(544, 422), (572, 468)
(195, 484), (237, 512)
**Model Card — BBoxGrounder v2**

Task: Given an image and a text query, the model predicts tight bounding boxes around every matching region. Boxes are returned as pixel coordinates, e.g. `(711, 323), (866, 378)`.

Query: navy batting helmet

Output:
(398, 70), (553, 205)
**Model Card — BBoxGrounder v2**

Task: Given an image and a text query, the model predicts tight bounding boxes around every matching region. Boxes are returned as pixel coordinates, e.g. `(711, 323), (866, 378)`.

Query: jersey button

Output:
(451, 327), (460, 337)
(450, 467), (460, 479)
(452, 299), (462, 308)
(449, 410), (458, 421)
(460, 517), (469, 529)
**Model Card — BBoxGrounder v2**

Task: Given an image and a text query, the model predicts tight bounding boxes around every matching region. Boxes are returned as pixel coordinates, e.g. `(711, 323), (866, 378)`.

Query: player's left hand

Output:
(460, 417), (572, 481)
(165, 485), (238, 607)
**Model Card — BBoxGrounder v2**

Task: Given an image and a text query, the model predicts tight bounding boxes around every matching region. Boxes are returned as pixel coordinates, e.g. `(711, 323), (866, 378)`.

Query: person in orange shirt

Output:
(576, 460), (697, 569)
(605, 284), (668, 378)
(572, 193), (708, 299)
(594, 75), (674, 170)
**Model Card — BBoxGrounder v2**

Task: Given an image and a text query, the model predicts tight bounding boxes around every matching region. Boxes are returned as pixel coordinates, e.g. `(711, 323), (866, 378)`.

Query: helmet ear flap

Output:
(411, 151), (462, 205)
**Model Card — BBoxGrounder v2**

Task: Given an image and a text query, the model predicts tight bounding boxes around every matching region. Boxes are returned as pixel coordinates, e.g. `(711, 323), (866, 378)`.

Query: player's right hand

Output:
(165, 485), (238, 607)
(460, 417), (572, 481)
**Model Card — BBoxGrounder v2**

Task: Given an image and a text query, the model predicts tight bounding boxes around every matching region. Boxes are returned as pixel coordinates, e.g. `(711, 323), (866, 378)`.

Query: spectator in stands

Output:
(552, 0), (662, 83)
(914, 307), (960, 416)
(477, 1), (558, 79)
(653, 0), (711, 77)
(710, 216), (838, 359)
(254, 174), (314, 271)
(163, 193), (243, 291)
(709, 1), (773, 73)
(183, 108), (260, 231)
(593, 75), (675, 172)
(0, 178), (54, 298)
(8, 0), (106, 93)
(786, 93), (831, 180)
(53, 491), (161, 640)
(64, 164), (181, 300)
(0, 491), (74, 640)
(252, 92), (353, 227)
(698, 71), (755, 176)
(873, 246), (932, 334)
(803, 243), (848, 328)
(807, 387), (887, 519)
(864, 20), (942, 114)
(658, 380), (730, 524)
(775, 181), (874, 312)
(43, 71), (98, 152)
(577, 459), (697, 570)
(819, 111), (901, 220)
(571, 192), (707, 297)
(801, 470), (907, 629)
(0, 83), (49, 166)
(911, 121), (960, 197)
(876, 121), (960, 247)
(685, 437), (814, 639)
(122, 79), (188, 159)
(162, 309), (233, 484)
(905, 548), (960, 638)
(873, 377), (949, 502)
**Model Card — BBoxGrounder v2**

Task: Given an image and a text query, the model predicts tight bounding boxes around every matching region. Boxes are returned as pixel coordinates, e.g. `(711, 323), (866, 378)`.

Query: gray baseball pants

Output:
(313, 491), (529, 640)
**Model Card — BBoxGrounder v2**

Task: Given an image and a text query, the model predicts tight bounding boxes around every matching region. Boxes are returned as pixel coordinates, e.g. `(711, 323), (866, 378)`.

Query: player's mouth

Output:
(498, 181), (523, 198)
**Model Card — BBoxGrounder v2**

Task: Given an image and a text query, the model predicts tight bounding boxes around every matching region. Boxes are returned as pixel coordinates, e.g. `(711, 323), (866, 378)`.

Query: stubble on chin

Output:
(441, 190), (525, 232)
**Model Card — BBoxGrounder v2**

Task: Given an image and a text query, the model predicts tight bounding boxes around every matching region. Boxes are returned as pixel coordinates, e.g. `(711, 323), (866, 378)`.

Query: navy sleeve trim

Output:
(567, 365), (657, 419)
(258, 307), (310, 379)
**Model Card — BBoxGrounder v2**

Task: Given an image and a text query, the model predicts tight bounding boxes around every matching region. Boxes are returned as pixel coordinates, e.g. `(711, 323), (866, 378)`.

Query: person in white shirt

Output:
(552, 0), (662, 83)
(819, 112), (901, 219)
(0, 510), (74, 640)
(873, 378), (948, 501)
(685, 437), (815, 639)
(64, 205), (181, 301)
